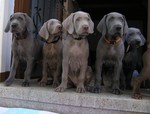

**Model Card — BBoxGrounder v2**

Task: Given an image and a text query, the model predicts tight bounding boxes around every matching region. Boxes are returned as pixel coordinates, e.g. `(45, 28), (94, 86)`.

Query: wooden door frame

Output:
(14, 0), (31, 15)
(147, 0), (150, 43)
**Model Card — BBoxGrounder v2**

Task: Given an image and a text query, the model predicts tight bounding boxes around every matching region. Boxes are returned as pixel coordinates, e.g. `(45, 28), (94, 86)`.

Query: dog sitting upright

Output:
(93, 12), (128, 95)
(123, 27), (146, 89)
(55, 11), (94, 93)
(4, 12), (43, 86)
(39, 19), (62, 87)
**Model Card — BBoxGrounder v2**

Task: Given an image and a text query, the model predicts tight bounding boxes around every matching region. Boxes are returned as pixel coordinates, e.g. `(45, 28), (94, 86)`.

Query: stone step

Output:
(0, 80), (150, 114)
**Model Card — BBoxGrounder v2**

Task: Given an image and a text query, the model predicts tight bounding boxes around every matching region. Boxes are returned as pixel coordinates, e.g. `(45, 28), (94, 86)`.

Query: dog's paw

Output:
(132, 93), (142, 99)
(89, 85), (101, 93)
(4, 78), (14, 86)
(39, 81), (47, 87)
(22, 81), (30, 87)
(76, 86), (86, 93)
(112, 88), (122, 95)
(55, 85), (66, 92)
(52, 81), (60, 88)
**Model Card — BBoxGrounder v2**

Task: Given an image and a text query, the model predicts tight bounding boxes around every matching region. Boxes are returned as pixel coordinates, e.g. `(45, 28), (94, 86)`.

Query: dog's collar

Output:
(104, 35), (123, 46)
(69, 34), (86, 40)
(46, 36), (61, 44)
(74, 37), (83, 40)
(14, 30), (28, 40)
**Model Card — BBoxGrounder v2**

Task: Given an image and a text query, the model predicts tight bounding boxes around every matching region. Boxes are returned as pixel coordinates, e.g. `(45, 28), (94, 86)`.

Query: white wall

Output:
(0, 0), (14, 72)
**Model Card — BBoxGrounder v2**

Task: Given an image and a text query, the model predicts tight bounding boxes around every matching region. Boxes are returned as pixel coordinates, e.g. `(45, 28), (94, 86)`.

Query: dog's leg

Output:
(22, 58), (34, 86)
(5, 55), (19, 86)
(132, 76), (143, 99)
(126, 70), (134, 90)
(52, 59), (61, 88)
(55, 57), (69, 92)
(39, 60), (48, 86)
(112, 61), (122, 95)
(132, 68), (149, 99)
(93, 59), (103, 93)
(76, 61), (87, 93)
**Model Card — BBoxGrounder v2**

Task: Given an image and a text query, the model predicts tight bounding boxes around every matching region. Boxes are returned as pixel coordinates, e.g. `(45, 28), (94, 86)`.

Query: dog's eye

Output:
(10, 17), (14, 21)
(137, 32), (142, 35)
(129, 33), (134, 36)
(18, 17), (23, 21)
(108, 17), (114, 22)
(87, 18), (90, 21)
(120, 18), (124, 22)
(76, 18), (80, 21)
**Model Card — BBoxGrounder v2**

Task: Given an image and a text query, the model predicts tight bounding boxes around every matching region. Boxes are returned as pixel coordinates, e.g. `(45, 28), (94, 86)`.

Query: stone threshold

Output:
(0, 80), (150, 114)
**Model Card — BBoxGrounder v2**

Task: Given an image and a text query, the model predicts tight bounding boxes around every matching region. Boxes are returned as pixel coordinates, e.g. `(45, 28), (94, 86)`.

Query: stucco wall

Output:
(0, 0), (14, 72)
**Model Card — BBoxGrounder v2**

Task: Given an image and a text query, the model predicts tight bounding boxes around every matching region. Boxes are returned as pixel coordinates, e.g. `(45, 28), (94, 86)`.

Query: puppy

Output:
(4, 12), (43, 86)
(93, 12), (128, 94)
(123, 27), (146, 89)
(39, 19), (62, 87)
(55, 11), (94, 93)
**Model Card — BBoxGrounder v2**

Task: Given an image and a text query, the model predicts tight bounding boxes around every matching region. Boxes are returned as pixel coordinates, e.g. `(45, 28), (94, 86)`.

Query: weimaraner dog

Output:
(38, 19), (62, 87)
(55, 11), (94, 93)
(123, 27), (146, 89)
(93, 12), (128, 94)
(4, 12), (43, 86)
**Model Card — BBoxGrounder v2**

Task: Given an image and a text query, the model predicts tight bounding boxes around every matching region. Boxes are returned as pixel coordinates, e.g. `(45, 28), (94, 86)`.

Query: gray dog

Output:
(93, 12), (128, 94)
(4, 12), (43, 86)
(123, 27), (146, 89)
(55, 11), (94, 93)
(38, 19), (62, 87)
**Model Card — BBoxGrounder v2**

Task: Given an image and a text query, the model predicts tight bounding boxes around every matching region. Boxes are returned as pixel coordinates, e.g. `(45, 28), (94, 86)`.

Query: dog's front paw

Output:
(55, 85), (66, 92)
(52, 81), (60, 88)
(76, 86), (86, 93)
(5, 78), (14, 86)
(132, 93), (142, 99)
(39, 81), (47, 87)
(112, 88), (122, 95)
(90, 85), (101, 93)
(22, 81), (30, 87)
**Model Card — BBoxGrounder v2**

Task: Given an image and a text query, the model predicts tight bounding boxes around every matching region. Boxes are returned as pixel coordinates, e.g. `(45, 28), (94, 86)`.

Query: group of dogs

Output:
(4, 11), (148, 99)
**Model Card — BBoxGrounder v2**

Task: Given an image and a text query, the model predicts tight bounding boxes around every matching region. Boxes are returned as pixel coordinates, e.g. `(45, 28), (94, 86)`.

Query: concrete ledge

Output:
(0, 80), (150, 114)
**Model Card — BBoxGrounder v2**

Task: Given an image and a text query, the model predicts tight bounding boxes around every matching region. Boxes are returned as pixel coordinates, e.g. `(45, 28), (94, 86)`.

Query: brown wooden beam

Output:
(14, 0), (31, 15)
(147, 0), (150, 43)
(0, 72), (9, 82)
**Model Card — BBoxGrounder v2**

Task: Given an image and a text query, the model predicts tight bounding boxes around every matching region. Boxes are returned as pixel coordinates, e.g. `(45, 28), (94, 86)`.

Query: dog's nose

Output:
(58, 25), (62, 30)
(83, 25), (89, 31)
(136, 40), (141, 45)
(11, 23), (17, 28)
(116, 26), (121, 31)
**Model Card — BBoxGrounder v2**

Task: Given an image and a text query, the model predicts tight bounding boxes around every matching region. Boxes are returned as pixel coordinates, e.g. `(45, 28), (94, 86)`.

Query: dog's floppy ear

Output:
(39, 21), (49, 40)
(123, 15), (128, 35)
(62, 13), (75, 34)
(4, 15), (12, 32)
(139, 31), (146, 46)
(23, 13), (35, 32)
(87, 13), (94, 34)
(97, 15), (107, 36)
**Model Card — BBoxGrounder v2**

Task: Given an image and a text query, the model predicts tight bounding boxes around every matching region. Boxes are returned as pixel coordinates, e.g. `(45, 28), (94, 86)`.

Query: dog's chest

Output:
(44, 43), (61, 69)
(103, 46), (118, 61)
(68, 41), (84, 72)
(14, 40), (28, 59)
